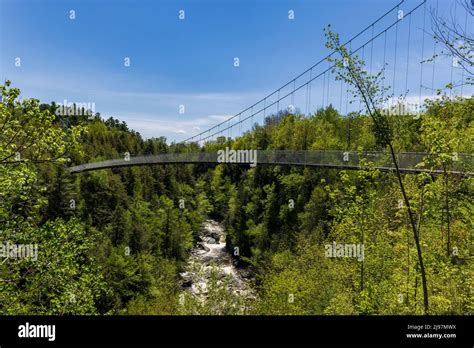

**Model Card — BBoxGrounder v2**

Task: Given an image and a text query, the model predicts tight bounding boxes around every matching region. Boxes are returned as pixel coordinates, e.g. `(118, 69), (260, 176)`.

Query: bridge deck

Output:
(68, 150), (473, 176)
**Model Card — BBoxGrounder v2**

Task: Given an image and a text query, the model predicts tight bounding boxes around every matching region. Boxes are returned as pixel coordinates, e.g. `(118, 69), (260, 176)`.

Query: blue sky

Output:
(1, 0), (470, 141)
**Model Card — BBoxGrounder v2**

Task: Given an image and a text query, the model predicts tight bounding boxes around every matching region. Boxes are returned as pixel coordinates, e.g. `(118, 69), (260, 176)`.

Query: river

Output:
(179, 220), (255, 308)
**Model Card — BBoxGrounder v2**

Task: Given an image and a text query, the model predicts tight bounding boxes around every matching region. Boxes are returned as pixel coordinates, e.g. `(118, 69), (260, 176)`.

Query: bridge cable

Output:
(431, 0), (439, 97)
(450, 0), (457, 98)
(339, 69), (343, 113)
(370, 24), (374, 76)
(360, 45), (365, 112)
(196, 1), (426, 144)
(251, 106), (254, 140)
(346, 41), (352, 116)
(382, 30), (388, 98)
(292, 79), (296, 107)
(264, 97), (266, 119)
(182, 1), (405, 143)
(239, 113), (241, 136)
(304, 79), (309, 115)
(322, 70), (326, 109)
(277, 89), (280, 113)
(326, 61), (331, 107)
(461, 4), (468, 96)
(369, 24), (374, 116)
(419, 1), (426, 106)
(309, 68), (313, 115)
(393, 4), (400, 98)
(405, 14), (412, 95)
(307, 68), (313, 115)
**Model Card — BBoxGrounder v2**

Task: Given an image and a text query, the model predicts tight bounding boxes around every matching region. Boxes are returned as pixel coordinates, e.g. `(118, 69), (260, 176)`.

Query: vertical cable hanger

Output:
(304, 82), (309, 115)
(264, 98), (266, 119)
(326, 61), (331, 107)
(460, 2), (468, 96)
(277, 89), (280, 113)
(291, 79), (296, 107)
(250, 106), (254, 136)
(322, 70), (326, 109)
(405, 14), (412, 94)
(239, 113), (241, 136)
(450, 0), (457, 98)
(339, 72), (344, 113)
(431, 0), (439, 97)
(369, 24), (374, 76)
(346, 41), (352, 116)
(360, 45), (365, 112)
(382, 30), (388, 98)
(393, 4), (400, 98)
(369, 25), (375, 116)
(419, 0), (426, 107)
(308, 68), (313, 115)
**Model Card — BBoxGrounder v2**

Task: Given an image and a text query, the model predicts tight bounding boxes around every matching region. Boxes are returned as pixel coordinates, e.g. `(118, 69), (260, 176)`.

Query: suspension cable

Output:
(196, 1), (427, 144)
(182, 1), (406, 143)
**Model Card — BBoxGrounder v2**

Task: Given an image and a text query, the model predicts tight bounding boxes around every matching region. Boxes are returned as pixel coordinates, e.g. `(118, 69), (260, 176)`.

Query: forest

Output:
(1, 0), (474, 315)
(1, 76), (472, 315)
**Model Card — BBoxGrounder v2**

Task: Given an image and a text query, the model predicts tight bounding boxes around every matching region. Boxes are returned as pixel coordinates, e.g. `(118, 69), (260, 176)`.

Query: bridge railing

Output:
(258, 150), (472, 172)
(68, 150), (473, 175)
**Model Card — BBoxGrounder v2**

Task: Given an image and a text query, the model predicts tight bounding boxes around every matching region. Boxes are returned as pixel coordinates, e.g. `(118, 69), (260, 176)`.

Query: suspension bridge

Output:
(69, 0), (473, 175)
(68, 150), (473, 175)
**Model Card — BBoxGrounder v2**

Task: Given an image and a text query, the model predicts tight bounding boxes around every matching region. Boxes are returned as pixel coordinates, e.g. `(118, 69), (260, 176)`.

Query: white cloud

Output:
(120, 112), (240, 141)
